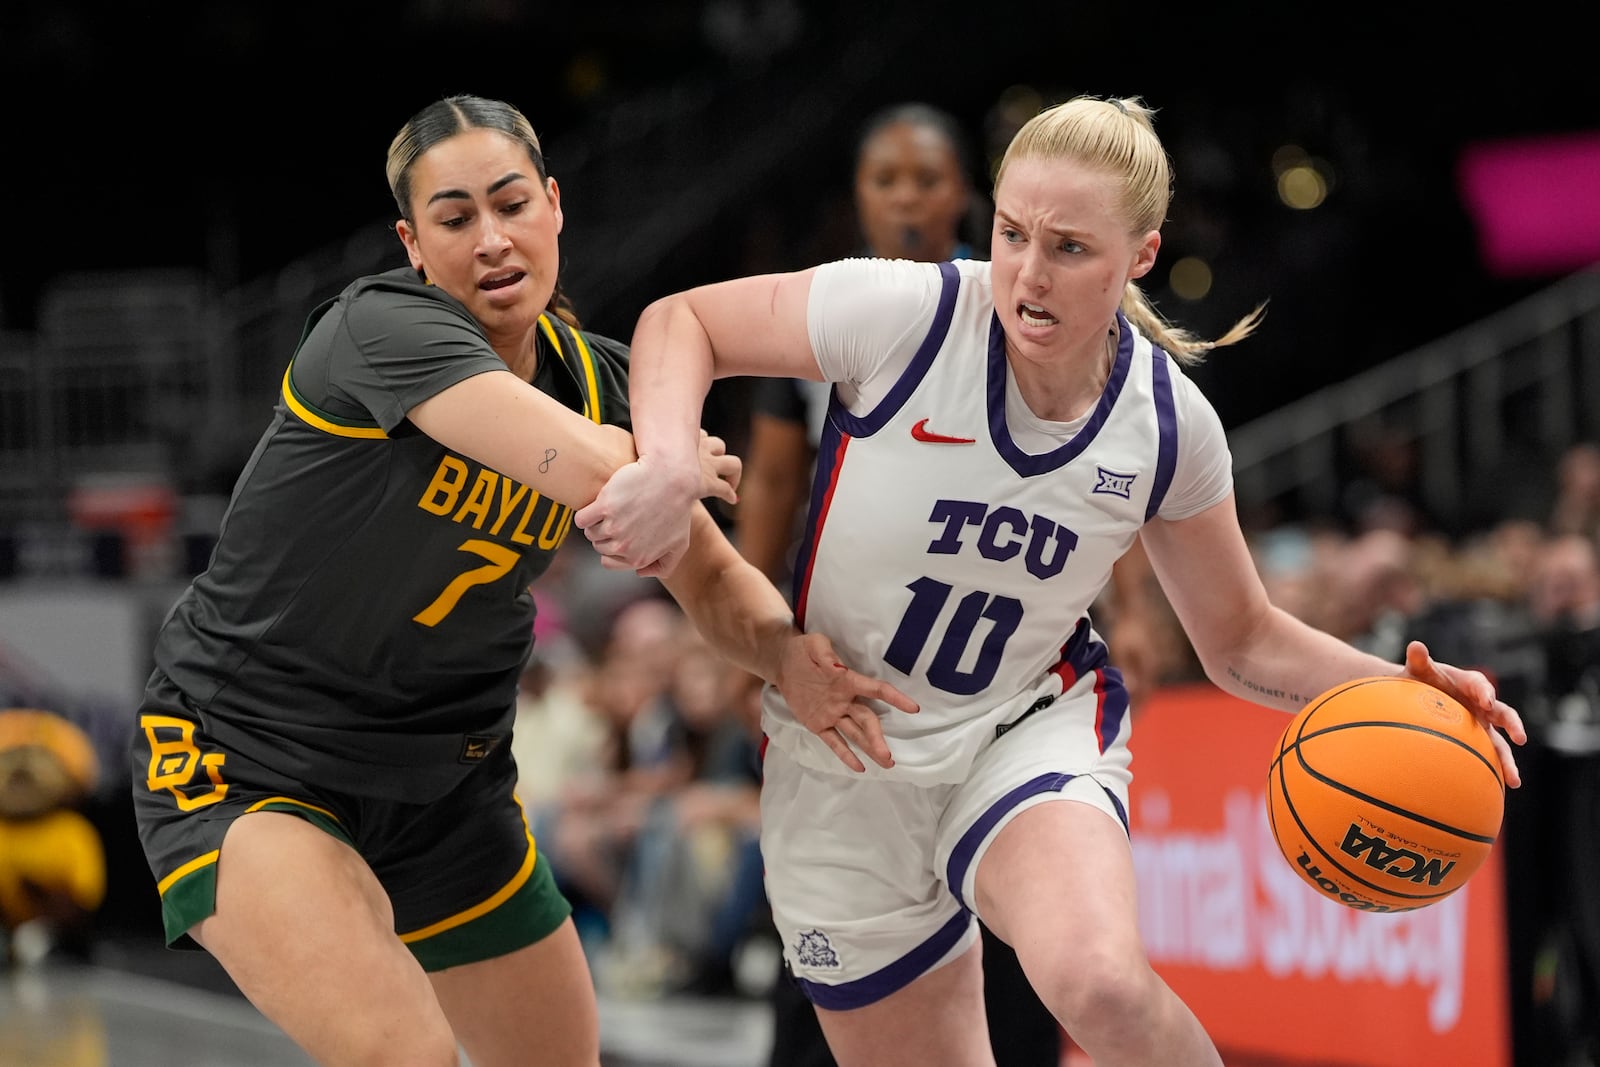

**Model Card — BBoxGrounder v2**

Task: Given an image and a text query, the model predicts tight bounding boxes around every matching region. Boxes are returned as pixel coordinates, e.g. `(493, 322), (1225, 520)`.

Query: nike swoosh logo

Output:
(911, 418), (976, 444)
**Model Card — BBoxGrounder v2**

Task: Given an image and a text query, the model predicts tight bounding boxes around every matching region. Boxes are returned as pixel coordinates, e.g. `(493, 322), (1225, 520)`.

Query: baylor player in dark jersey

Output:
(130, 95), (918, 1067)
(151, 270), (623, 805)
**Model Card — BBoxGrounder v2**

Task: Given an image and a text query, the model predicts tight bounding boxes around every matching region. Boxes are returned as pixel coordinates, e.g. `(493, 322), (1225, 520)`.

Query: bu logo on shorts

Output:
(794, 929), (841, 969)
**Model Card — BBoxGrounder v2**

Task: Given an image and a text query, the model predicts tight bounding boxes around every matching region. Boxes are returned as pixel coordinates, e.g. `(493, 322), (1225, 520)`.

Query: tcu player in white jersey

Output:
(578, 96), (1527, 1067)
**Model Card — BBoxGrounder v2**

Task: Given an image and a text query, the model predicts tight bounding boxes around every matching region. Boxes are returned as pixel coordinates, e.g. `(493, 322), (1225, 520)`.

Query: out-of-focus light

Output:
(1271, 143), (1335, 210)
(1277, 164), (1328, 210)
(1169, 255), (1213, 300)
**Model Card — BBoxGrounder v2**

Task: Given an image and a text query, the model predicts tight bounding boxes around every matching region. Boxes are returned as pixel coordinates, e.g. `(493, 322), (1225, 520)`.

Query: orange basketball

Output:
(1265, 675), (1505, 913)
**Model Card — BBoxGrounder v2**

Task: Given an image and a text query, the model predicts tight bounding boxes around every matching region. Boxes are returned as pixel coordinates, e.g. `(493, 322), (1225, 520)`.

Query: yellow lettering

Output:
(452, 470), (497, 530)
(510, 490), (543, 545)
(418, 456), (470, 516)
(141, 714), (228, 811)
(537, 503), (570, 550)
(414, 540), (521, 626)
(490, 478), (532, 536)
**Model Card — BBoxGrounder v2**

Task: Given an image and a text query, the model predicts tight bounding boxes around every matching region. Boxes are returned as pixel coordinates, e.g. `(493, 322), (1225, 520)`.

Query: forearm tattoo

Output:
(540, 448), (556, 474)
(1227, 666), (1307, 706)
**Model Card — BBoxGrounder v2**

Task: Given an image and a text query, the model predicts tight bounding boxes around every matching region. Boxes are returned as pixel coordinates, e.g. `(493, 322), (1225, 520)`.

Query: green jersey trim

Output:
(538, 314), (604, 425)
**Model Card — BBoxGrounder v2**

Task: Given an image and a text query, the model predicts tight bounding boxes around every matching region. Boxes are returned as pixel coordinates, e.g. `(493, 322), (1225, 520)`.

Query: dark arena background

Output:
(2, 2), (1597, 1065)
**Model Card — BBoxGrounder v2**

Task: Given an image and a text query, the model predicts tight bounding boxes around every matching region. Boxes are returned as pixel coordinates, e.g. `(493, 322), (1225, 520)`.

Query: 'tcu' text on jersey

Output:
(927, 500), (1078, 580)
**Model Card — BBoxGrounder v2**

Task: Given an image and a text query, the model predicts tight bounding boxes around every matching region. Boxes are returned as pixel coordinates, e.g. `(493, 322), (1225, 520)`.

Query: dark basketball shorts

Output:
(129, 680), (570, 972)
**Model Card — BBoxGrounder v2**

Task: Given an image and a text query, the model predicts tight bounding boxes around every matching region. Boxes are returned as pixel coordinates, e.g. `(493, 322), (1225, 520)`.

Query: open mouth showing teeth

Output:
(1019, 303), (1056, 326)
(481, 272), (524, 291)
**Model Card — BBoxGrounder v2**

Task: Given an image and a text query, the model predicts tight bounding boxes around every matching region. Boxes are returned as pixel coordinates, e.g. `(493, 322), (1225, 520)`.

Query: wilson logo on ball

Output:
(1292, 851), (1404, 913)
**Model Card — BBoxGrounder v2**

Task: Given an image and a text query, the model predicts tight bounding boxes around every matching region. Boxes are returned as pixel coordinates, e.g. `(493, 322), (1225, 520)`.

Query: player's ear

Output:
(1128, 230), (1160, 281)
(396, 219), (425, 276)
(545, 177), (564, 236)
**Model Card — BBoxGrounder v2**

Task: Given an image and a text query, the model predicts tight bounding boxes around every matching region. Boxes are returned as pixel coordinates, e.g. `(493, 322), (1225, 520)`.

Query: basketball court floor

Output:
(0, 935), (772, 1067)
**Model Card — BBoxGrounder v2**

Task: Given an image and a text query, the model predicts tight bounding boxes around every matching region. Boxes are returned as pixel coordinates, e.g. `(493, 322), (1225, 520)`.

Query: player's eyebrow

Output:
(426, 172), (529, 206)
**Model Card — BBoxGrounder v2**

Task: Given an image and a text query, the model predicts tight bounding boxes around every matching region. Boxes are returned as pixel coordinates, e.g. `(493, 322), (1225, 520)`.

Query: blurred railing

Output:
(1229, 266), (1600, 534)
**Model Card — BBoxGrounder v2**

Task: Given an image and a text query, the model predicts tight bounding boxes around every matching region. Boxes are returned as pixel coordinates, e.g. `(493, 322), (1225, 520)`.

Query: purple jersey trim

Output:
(1047, 618), (1131, 754)
(987, 310), (1134, 477)
(944, 771), (1131, 914)
(796, 910), (972, 1010)
(1144, 347), (1178, 521)
(826, 261), (962, 440)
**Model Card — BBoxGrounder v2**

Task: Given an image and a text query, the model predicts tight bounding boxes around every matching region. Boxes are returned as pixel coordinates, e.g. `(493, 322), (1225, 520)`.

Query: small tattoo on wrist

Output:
(1227, 667), (1303, 704)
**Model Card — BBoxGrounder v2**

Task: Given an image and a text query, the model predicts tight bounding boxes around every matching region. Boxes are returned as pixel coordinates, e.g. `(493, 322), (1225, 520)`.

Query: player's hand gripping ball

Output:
(1266, 676), (1505, 913)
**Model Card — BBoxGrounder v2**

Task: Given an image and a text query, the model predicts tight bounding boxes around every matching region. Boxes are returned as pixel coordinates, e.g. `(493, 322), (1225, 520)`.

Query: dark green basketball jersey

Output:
(151, 268), (629, 802)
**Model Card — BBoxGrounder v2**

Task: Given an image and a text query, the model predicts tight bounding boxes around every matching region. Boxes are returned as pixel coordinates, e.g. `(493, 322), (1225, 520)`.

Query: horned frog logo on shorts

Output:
(794, 929), (840, 969)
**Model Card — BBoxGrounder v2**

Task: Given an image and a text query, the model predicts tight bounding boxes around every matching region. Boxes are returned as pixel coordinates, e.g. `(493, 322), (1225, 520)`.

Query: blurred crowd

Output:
(510, 555), (771, 1000)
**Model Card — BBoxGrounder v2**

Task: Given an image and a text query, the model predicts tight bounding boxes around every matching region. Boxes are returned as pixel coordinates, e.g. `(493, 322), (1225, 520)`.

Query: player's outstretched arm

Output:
(660, 504), (918, 772)
(1142, 494), (1525, 786)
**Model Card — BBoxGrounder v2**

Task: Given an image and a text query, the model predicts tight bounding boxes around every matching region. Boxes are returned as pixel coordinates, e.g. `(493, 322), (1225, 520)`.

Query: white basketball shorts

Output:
(759, 666), (1133, 1009)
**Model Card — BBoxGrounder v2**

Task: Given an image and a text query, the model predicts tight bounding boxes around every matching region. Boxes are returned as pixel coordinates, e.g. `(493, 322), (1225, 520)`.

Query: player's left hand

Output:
(1402, 640), (1526, 788)
(775, 632), (919, 773)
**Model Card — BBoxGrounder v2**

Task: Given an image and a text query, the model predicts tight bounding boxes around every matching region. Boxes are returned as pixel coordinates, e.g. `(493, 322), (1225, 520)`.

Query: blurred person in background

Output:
(1327, 528), (1428, 660)
(1549, 442), (1600, 541)
(0, 706), (104, 968)
(527, 595), (695, 951)
(129, 93), (915, 1067)
(602, 621), (768, 998)
(578, 94), (1527, 1067)
(510, 595), (606, 817)
(736, 101), (1062, 1066)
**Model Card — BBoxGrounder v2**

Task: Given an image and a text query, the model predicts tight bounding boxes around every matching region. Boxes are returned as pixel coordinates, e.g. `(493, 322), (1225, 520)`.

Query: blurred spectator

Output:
(527, 595), (693, 948)
(700, 0), (806, 71)
(1328, 528), (1428, 659)
(602, 629), (767, 998)
(1340, 419), (1438, 537)
(1249, 522), (1348, 635)
(0, 707), (105, 968)
(1549, 442), (1600, 541)
(1527, 534), (1600, 737)
(511, 629), (605, 812)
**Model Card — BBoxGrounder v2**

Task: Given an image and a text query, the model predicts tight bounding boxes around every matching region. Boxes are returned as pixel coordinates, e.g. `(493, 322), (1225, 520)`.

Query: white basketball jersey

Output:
(761, 258), (1231, 784)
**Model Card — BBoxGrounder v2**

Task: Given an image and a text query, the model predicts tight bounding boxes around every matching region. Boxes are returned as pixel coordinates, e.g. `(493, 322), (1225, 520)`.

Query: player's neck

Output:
(1007, 324), (1118, 423)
